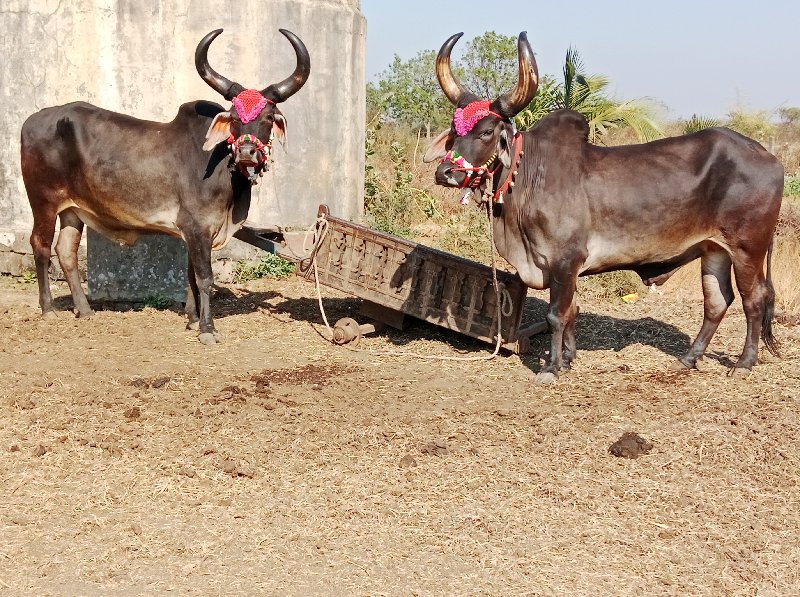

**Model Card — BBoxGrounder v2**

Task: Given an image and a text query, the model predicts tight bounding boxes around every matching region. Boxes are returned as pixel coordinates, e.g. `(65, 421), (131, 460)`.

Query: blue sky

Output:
(360, 0), (799, 119)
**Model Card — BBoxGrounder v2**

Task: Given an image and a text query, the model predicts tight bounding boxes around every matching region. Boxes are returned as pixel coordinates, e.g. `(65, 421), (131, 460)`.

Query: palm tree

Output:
(515, 47), (663, 143)
(683, 114), (722, 134)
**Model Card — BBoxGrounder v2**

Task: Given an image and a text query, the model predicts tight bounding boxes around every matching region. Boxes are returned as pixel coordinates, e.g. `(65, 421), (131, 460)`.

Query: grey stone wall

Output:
(0, 0), (365, 280)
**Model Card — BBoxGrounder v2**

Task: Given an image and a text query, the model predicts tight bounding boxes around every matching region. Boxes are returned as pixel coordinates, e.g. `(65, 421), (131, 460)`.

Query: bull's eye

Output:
(480, 129), (493, 138)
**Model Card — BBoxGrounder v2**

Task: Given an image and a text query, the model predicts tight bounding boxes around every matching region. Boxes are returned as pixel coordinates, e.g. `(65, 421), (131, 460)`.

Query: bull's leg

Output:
(561, 294), (579, 370)
(184, 233), (222, 345)
(55, 209), (94, 318)
(730, 251), (770, 373)
(184, 259), (200, 331)
(538, 266), (579, 384)
(29, 206), (58, 318)
(674, 249), (733, 369)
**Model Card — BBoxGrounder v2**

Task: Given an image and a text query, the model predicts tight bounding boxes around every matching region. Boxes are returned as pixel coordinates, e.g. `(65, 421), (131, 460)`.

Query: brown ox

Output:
(20, 29), (310, 345)
(424, 32), (783, 383)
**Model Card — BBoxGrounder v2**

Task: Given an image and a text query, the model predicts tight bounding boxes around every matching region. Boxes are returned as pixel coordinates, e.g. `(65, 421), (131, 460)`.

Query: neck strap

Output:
(492, 133), (525, 203)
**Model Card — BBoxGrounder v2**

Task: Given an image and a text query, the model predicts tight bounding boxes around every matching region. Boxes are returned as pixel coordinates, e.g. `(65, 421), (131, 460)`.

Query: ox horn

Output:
(435, 32), (479, 107)
(195, 29), (244, 101)
(261, 29), (311, 103)
(493, 32), (539, 118)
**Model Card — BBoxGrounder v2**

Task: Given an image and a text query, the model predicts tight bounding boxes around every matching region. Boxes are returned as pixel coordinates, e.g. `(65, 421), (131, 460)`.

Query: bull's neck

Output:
(490, 132), (526, 204)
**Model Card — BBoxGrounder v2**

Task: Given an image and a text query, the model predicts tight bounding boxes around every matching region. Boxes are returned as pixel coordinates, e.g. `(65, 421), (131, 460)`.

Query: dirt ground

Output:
(1, 273), (798, 596)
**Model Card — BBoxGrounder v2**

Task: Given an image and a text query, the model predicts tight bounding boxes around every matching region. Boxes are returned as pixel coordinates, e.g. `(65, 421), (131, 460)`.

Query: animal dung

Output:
(608, 432), (653, 459)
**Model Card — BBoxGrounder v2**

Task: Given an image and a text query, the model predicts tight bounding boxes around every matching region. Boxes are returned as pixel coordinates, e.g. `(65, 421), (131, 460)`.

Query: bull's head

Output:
(195, 28), (310, 183)
(423, 32), (538, 198)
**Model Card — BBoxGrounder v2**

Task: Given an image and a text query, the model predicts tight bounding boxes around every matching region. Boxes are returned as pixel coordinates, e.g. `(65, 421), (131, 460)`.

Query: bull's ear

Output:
(422, 129), (453, 163)
(272, 113), (288, 149)
(203, 112), (233, 151)
(497, 126), (513, 168)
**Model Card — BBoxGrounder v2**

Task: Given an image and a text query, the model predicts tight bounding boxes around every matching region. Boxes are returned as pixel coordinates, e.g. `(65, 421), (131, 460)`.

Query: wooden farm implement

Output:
(234, 204), (547, 353)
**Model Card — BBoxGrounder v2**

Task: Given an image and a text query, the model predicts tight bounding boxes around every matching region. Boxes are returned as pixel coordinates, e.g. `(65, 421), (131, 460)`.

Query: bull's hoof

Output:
(198, 332), (219, 346)
(74, 309), (95, 319)
(668, 359), (692, 371)
(41, 310), (57, 320)
(197, 330), (225, 345)
(727, 366), (751, 378)
(535, 371), (558, 385)
(186, 321), (199, 331)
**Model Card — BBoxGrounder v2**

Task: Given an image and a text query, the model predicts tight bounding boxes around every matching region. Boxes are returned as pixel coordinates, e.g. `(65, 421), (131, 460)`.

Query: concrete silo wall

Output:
(0, 0), (366, 280)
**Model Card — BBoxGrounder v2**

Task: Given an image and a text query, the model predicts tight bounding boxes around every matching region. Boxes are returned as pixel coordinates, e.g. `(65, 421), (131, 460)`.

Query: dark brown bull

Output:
(20, 29), (310, 345)
(424, 32), (783, 383)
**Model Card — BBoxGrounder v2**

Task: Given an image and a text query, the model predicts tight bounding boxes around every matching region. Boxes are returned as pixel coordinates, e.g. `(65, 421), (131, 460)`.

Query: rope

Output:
(307, 174), (512, 362)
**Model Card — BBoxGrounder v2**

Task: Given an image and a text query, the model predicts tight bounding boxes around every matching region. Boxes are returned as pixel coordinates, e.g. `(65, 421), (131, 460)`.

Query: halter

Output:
(441, 133), (524, 204)
(442, 149), (501, 190)
(226, 89), (276, 184)
(227, 133), (273, 183)
(442, 99), (517, 197)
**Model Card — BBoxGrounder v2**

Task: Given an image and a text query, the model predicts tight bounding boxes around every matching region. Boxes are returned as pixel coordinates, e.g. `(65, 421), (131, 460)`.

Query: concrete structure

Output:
(0, 0), (365, 297)
(87, 230), (188, 302)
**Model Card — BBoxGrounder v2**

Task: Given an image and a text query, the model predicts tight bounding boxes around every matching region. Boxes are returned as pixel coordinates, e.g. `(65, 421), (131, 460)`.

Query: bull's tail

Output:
(762, 237), (780, 358)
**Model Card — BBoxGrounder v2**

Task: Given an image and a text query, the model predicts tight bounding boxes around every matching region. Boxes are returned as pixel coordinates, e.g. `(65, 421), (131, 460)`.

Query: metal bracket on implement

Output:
(233, 225), (311, 262)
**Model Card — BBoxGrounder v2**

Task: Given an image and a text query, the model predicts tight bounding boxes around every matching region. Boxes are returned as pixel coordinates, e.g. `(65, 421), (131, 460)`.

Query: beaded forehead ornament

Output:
(232, 89), (275, 124)
(453, 100), (504, 136)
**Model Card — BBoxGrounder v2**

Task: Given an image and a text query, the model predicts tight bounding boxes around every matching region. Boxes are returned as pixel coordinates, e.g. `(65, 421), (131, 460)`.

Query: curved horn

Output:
(262, 29), (311, 103)
(494, 32), (539, 118)
(195, 29), (244, 101)
(435, 32), (478, 107)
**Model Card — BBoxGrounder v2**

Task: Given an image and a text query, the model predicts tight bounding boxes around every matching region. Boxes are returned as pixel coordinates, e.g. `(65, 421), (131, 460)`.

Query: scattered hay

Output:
(0, 275), (798, 595)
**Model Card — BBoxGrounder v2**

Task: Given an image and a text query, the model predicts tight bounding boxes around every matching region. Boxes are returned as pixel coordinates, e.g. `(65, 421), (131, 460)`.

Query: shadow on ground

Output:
(61, 285), (702, 373)
(265, 293), (696, 372)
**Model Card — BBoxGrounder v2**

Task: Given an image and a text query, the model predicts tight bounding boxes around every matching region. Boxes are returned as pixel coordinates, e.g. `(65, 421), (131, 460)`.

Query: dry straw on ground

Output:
(1, 268), (798, 595)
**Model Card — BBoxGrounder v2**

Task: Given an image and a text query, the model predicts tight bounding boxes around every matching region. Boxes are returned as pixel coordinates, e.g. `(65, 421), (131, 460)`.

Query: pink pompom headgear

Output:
(453, 100), (504, 136)
(232, 89), (275, 124)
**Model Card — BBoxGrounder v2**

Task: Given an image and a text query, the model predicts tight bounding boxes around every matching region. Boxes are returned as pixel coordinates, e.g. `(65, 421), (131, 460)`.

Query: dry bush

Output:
(578, 270), (646, 301)
(773, 197), (800, 313)
(365, 123), (496, 263)
(775, 143), (800, 176)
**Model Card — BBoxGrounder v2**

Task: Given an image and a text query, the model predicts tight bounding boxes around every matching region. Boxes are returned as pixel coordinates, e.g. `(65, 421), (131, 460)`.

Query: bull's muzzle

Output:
(234, 143), (264, 167)
(435, 161), (463, 187)
(228, 134), (272, 183)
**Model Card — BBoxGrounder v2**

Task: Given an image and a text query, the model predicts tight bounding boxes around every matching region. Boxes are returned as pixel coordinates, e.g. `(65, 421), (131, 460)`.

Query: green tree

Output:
(369, 32), (523, 136)
(459, 31), (520, 99)
(368, 50), (453, 136)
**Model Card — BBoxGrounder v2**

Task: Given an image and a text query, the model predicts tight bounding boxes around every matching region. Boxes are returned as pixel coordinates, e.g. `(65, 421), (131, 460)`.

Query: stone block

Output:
(0, 251), (34, 276)
(0, 228), (87, 280)
(87, 230), (188, 302)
